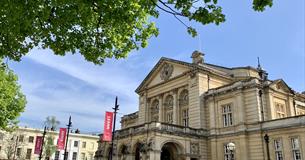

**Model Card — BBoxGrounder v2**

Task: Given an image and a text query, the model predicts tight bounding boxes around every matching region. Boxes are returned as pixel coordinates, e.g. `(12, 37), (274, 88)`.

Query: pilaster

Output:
(172, 89), (178, 125)
(158, 94), (164, 122)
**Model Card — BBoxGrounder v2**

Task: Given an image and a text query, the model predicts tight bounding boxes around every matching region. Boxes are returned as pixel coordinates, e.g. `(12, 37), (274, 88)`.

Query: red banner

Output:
(34, 136), (43, 155)
(57, 128), (67, 150)
(102, 111), (114, 141)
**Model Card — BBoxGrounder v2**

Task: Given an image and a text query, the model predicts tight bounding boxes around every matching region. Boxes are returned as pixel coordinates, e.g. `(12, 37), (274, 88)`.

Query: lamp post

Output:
(109, 96), (119, 160)
(264, 134), (271, 160)
(64, 116), (72, 160)
(227, 142), (235, 160)
(39, 126), (47, 160)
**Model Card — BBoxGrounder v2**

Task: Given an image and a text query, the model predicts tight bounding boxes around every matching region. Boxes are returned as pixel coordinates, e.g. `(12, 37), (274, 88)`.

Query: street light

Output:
(227, 142), (235, 160)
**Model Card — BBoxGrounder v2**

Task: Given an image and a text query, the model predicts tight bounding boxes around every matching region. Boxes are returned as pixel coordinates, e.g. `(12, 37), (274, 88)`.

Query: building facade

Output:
(95, 51), (305, 160)
(0, 127), (99, 160)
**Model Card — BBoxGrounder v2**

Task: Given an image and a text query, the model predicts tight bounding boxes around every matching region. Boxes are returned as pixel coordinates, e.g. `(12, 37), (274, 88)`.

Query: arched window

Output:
(151, 100), (159, 121)
(179, 89), (189, 127)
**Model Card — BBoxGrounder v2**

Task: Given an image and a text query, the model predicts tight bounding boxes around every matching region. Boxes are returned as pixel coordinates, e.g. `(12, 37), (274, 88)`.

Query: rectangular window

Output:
(275, 103), (286, 118)
(274, 139), (284, 160)
(82, 142), (86, 148)
(72, 152), (77, 160)
(182, 109), (189, 127)
(74, 141), (79, 147)
(224, 145), (234, 160)
(54, 151), (60, 160)
(17, 148), (22, 157)
(291, 138), (302, 160)
(65, 152), (69, 159)
(19, 135), (24, 142)
(28, 136), (34, 143)
(222, 104), (233, 127)
(81, 153), (86, 160)
(26, 148), (32, 159)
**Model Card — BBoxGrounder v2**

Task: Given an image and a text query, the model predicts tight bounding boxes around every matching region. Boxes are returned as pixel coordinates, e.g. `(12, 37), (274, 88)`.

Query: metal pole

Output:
(109, 96), (119, 160)
(39, 126), (47, 160)
(264, 134), (271, 160)
(64, 116), (72, 160)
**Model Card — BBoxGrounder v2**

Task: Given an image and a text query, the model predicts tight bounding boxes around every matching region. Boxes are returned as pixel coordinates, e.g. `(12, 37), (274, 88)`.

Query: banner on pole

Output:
(34, 136), (43, 154)
(102, 111), (114, 141)
(57, 128), (67, 150)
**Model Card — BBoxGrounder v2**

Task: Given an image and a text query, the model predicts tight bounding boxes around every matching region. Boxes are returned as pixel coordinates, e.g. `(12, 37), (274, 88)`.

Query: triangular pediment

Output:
(135, 57), (193, 93)
(269, 79), (293, 93)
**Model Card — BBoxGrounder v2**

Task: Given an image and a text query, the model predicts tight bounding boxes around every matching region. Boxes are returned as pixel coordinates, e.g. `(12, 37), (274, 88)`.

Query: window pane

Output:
(74, 141), (78, 147)
(291, 138), (300, 149)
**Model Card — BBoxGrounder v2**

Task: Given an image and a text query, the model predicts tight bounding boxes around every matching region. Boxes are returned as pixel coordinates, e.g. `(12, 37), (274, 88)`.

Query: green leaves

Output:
(253, 0), (273, 12)
(187, 27), (197, 37)
(43, 135), (57, 159)
(0, 0), (273, 64)
(0, 60), (26, 130)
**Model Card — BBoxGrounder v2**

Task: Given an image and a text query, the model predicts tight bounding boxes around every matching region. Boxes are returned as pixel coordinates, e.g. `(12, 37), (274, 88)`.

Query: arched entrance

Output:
(160, 142), (183, 160)
(134, 143), (142, 160)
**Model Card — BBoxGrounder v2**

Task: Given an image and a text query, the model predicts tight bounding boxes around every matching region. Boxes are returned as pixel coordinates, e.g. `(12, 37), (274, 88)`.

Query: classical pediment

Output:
(269, 79), (293, 93)
(135, 57), (192, 93)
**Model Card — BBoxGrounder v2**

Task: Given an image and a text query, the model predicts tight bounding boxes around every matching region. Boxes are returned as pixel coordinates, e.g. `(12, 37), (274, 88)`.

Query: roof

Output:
(135, 57), (234, 93)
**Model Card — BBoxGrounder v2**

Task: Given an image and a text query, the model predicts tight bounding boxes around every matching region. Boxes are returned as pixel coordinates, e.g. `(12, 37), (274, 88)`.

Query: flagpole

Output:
(63, 116), (72, 160)
(109, 96), (119, 160)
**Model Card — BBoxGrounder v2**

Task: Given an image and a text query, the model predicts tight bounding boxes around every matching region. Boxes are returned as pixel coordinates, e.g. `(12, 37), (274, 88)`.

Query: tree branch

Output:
(150, 0), (190, 28)
(158, 0), (184, 16)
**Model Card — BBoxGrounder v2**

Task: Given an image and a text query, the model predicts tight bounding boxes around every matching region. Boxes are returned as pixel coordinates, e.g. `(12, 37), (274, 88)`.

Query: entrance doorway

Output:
(160, 142), (182, 160)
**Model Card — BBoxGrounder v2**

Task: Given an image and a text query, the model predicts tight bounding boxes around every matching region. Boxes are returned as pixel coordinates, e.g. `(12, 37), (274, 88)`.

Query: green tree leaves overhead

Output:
(0, 0), (272, 64)
(0, 61), (26, 130)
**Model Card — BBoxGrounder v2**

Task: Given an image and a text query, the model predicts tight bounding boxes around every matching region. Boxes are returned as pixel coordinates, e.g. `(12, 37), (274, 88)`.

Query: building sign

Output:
(57, 128), (67, 150)
(102, 111), (114, 141)
(34, 136), (43, 155)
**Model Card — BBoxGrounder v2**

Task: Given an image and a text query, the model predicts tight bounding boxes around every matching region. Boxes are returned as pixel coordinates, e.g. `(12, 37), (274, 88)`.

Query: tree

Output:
(0, 60), (26, 130)
(0, 0), (272, 64)
(3, 132), (26, 160)
(44, 116), (60, 131)
(43, 134), (57, 160)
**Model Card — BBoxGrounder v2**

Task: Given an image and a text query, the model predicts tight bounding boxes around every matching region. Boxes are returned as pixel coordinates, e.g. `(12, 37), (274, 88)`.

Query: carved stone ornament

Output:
(160, 63), (174, 81)
(147, 138), (155, 151)
(190, 142), (200, 155)
(179, 90), (188, 106)
(164, 95), (174, 109)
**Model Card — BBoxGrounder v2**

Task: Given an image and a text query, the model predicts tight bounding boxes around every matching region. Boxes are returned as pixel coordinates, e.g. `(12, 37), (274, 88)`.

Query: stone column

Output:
(172, 89), (178, 125)
(146, 99), (151, 122)
(148, 150), (161, 160)
(158, 94), (164, 122)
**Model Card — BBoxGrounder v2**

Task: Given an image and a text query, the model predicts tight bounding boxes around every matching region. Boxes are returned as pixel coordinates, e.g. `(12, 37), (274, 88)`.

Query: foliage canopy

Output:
(0, 61), (26, 130)
(0, 0), (272, 64)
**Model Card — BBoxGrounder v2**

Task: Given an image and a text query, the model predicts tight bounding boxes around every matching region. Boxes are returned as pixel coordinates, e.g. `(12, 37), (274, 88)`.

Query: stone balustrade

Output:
(114, 122), (208, 139)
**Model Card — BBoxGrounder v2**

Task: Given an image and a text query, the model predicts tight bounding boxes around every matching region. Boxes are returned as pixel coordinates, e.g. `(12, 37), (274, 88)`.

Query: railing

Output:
(115, 122), (208, 138)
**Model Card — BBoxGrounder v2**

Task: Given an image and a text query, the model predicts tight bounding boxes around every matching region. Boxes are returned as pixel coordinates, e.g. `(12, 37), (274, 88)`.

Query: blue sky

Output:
(9, 0), (304, 133)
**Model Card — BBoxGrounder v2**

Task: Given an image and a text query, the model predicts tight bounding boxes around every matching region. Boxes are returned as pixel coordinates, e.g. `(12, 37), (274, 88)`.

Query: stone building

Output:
(95, 51), (305, 160)
(0, 127), (99, 160)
